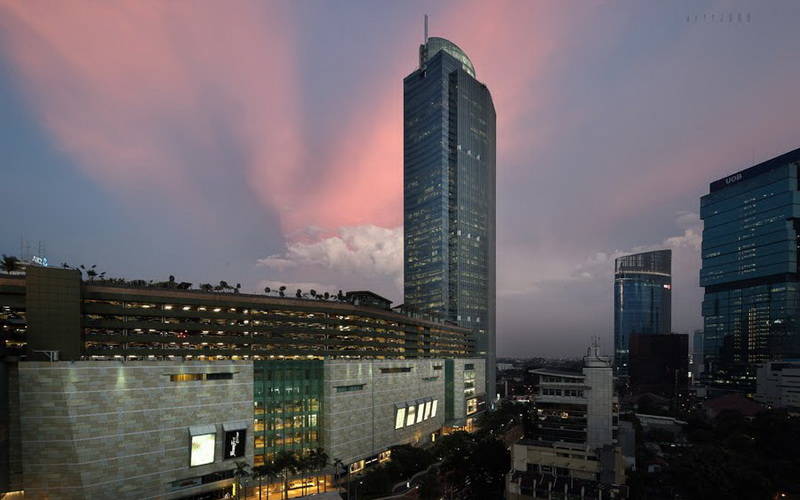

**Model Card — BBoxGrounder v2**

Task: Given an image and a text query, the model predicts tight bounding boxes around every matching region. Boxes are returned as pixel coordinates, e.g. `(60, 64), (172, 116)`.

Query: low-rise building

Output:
(755, 360), (800, 409)
(629, 334), (688, 398)
(506, 345), (626, 499)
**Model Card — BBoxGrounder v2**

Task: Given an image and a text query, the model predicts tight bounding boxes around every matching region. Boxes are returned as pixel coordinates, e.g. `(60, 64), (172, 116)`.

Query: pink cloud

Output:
(0, 1), (304, 224)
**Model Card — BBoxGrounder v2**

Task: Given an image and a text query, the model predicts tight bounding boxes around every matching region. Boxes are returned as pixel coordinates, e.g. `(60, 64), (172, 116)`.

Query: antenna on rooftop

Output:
(424, 14), (429, 43)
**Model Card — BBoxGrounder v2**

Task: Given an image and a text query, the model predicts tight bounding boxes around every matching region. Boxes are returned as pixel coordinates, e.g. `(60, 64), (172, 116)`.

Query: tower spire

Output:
(424, 14), (428, 43)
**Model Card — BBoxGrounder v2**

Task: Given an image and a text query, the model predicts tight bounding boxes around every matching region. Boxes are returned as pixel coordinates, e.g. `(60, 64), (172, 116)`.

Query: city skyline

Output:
(2, 1), (800, 357)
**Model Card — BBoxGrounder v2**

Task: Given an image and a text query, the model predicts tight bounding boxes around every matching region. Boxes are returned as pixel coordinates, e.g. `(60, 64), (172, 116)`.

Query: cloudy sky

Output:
(2, 1), (799, 357)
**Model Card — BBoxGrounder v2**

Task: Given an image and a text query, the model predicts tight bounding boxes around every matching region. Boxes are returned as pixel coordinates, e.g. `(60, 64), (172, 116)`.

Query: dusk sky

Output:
(2, 1), (799, 357)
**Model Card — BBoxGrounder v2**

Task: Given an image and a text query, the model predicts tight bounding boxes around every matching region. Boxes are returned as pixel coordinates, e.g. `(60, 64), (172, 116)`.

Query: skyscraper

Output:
(700, 147), (800, 387)
(613, 249), (672, 376)
(403, 30), (496, 402)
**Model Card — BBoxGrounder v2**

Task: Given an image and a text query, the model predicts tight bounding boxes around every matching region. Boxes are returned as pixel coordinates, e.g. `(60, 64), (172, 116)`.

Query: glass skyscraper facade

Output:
(700, 148), (800, 387)
(253, 360), (323, 467)
(613, 249), (672, 376)
(403, 36), (496, 400)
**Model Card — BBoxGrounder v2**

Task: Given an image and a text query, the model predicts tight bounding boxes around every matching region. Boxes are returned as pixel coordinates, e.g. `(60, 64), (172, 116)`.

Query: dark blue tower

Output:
(614, 249), (672, 377)
(403, 34), (496, 401)
(701, 148), (800, 388)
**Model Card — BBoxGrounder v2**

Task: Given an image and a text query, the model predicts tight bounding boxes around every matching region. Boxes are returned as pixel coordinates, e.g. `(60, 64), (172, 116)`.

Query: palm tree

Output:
(274, 451), (299, 500)
(253, 462), (278, 500)
(333, 457), (347, 498)
(297, 453), (311, 497)
(310, 289), (317, 298)
(264, 286), (271, 295)
(309, 447), (329, 494)
(296, 289), (302, 299)
(279, 286), (286, 297)
(1, 255), (20, 274)
(235, 283), (241, 294)
(233, 460), (251, 500)
(323, 292), (330, 300)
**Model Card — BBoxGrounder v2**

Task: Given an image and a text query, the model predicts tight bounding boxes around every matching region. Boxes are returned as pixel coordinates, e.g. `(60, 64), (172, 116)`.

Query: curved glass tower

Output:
(614, 249), (672, 376)
(404, 34), (496, 402)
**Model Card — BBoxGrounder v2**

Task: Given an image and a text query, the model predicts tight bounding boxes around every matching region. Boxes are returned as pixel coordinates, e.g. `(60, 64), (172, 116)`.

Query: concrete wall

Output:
(448, 358), (486, 425)
(584, 362), (614, 450)
(16, 361), (253, 499)
(24, 267), (81, 360)
(322, 359), (445, 465)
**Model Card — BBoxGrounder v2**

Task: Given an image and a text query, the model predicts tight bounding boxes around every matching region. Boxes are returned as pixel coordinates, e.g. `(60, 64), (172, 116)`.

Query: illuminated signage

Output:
(190, 433), (216, 467)
(224, 430), (246, 460)
(724, 173), (743, 185)
(31, 256), (48, 267)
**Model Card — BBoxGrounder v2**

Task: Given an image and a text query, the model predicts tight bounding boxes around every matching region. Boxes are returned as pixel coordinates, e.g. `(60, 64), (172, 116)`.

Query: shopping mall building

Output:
(0, 266), (486, 499)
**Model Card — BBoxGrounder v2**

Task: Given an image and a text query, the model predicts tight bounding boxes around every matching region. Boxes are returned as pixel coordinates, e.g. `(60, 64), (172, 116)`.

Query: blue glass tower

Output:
(614, 250), (672, 376)
(403, 35), (496, 401)
(700, 148), (800, 387)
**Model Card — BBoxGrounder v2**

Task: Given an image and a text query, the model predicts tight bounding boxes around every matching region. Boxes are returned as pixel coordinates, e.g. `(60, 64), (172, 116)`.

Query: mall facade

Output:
(0, 267), (486, 499)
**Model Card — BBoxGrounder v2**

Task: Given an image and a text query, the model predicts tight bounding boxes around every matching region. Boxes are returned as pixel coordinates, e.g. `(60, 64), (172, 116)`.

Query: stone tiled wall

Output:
(322, 359), (445, 465)
(16, 361), (253, 499)
(449, 358), (486, 424)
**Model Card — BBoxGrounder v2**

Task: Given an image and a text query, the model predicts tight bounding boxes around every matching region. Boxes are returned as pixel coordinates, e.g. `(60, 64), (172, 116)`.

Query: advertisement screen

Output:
(190, 433), (216, 467)
(224, 430), (246, 460)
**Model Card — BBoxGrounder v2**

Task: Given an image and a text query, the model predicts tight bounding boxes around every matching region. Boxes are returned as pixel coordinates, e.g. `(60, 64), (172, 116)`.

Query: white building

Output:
(755, 360), (800, 409)
(506, 345), (626, 499)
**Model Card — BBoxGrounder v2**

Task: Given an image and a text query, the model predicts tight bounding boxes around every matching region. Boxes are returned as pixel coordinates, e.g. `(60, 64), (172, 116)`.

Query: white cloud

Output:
(499, 212), (703, 297)
(258, 225), (403, 286)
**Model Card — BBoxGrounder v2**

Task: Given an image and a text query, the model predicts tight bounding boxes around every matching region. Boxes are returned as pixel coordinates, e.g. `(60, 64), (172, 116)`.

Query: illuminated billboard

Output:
(224, 430), (246, 460)
(190, 433), (216, 467)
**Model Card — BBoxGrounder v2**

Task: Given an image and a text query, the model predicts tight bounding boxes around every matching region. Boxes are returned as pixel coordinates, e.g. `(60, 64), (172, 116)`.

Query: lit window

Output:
(406, 405), (416, 426)
(395, 407), (406, 429)
(423, 401), (432, 420)
(431, 400), (438, 418)
(190, 434), (216, 466)
(416, 404), (424, 424)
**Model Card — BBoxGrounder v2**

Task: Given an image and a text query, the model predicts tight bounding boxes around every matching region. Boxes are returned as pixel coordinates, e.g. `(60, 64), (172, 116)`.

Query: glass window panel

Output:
(395, 408), (406, 429)
(406, 405), (416, 426)
(190, 434), (216, 467)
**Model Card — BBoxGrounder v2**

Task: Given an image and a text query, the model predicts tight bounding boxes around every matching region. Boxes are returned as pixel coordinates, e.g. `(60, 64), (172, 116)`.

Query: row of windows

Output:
(394, 399), (438, 429)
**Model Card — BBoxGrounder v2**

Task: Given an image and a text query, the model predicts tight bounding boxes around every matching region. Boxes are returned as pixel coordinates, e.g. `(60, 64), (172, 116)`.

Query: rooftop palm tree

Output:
(1, 255), (20, 274)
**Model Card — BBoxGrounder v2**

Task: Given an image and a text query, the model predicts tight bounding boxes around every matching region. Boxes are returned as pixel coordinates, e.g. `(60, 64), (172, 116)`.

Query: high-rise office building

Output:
(403, 30), (496, 400)
(629, 333), (688, 397)
(701, 147), (800, 387)
(613, 249), (672, 376)
(691, 329), (705, 380)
